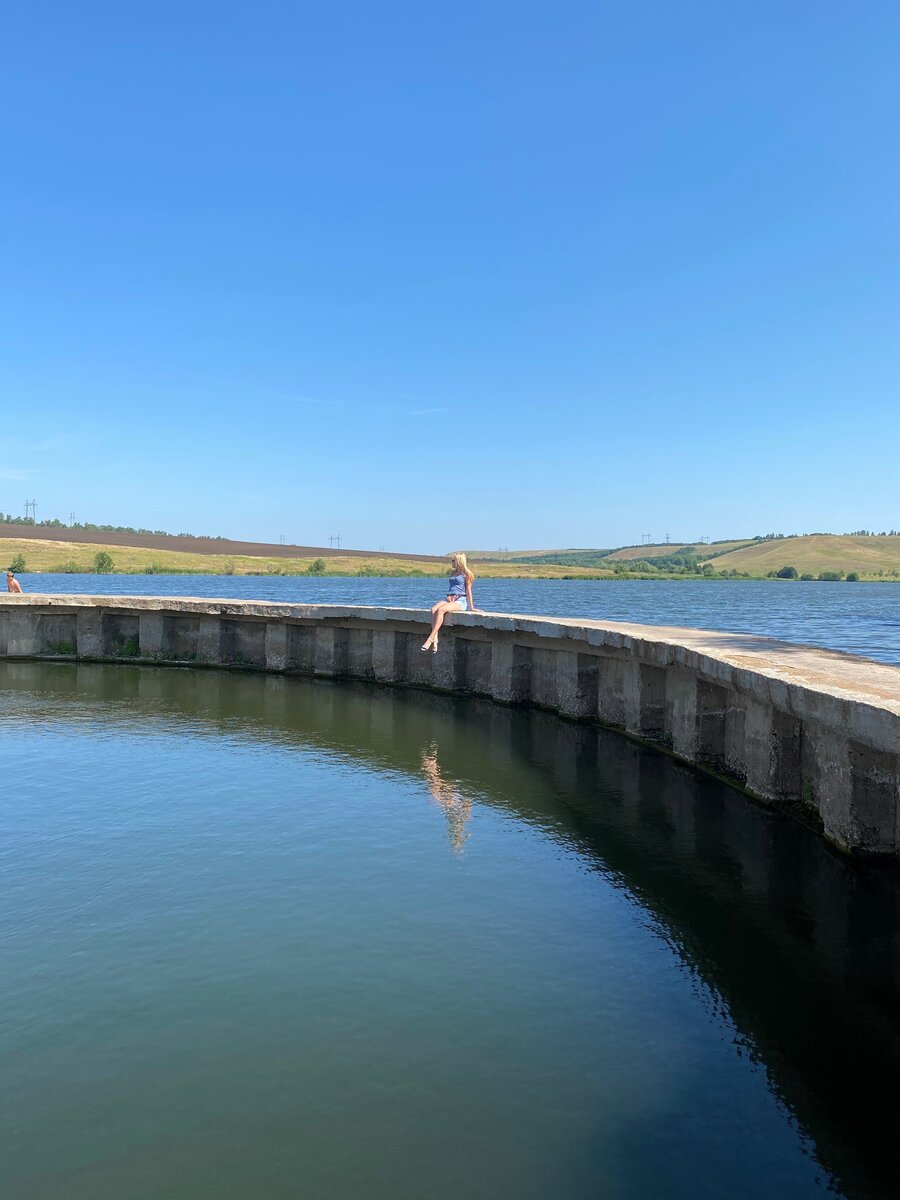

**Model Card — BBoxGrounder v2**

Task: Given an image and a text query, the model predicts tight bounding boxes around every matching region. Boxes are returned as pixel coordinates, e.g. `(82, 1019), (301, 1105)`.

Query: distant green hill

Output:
(503, 549), (614, 568)
(700, 535), (900, 578)
(463, 547), (611, 563)
(605, 539), (754, 562)
(479, 534), (900, 579)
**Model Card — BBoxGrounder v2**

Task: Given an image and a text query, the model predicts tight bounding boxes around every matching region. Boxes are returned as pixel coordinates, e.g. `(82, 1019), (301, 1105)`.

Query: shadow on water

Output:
(2, 660), (899, 1199)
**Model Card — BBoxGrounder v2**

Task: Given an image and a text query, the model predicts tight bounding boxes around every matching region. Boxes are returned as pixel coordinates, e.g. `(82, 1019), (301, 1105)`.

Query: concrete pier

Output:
(1, 593), (898, 859)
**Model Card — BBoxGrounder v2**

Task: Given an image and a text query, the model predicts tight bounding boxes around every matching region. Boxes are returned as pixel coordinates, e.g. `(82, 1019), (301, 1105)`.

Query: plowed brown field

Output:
(0, 525), (442, 562)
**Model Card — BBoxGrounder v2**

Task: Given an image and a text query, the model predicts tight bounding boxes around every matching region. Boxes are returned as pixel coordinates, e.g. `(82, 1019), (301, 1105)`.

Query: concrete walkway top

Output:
(3, 592), (899, 714)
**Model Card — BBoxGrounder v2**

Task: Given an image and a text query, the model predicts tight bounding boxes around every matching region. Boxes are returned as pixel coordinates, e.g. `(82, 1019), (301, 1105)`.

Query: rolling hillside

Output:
(5, 527), (900, 580)
(699, 535), (900, 577)
(463, 547), (606, 562)
(606, 540), (754, 562)
(0, 536), (609, 579)
(0, 524), (441, 562)
(471, 534), (900, 578)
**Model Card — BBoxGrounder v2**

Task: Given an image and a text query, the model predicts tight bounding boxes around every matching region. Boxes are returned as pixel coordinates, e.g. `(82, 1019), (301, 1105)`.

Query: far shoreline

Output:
(4, 532), (897, 583)
(10, 569), (895, 584)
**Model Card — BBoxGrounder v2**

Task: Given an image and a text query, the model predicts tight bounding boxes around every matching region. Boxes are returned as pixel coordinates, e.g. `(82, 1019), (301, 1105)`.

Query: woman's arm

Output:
(466, 577), (475, 612)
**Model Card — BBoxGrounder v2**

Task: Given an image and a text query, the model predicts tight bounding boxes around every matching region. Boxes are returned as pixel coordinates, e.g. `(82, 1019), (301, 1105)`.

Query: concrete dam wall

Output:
(1, 594), (898, 860)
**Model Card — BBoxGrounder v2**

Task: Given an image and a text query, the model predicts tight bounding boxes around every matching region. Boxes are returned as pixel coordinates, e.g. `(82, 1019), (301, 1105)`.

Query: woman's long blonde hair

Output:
(451, 552), (475, 583)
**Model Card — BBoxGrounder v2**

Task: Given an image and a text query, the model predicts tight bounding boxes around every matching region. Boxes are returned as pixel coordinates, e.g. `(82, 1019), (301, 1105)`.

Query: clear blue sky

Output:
(2, 1), (898, 553)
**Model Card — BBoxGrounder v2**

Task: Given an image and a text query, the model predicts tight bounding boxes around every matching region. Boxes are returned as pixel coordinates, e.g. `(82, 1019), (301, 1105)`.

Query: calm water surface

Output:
(1, 661), (898, 1199)
(18, 574), (900, 664)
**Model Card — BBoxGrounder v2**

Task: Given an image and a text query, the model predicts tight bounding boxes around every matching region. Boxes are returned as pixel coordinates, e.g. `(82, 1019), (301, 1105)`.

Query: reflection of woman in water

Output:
(421, 745), (473, 853)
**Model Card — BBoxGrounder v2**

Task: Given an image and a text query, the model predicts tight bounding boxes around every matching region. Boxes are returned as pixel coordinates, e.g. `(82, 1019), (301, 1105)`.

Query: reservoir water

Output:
(1, 661), (898, 1199)
(15, 574), (900, 664)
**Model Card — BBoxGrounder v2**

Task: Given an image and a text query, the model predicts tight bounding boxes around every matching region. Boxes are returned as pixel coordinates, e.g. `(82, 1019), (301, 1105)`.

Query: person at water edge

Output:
(6, 570), (23, 594)
(422, 552), (476, 652)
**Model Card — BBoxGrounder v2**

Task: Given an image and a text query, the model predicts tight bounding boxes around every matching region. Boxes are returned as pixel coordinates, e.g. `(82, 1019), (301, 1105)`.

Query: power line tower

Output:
(24, 499), (36, 521)
(279, 534), (286, 545)
(69, 512), (76, 526)
(664, 533), (671, 545)
(641, 533), (652, 546)
(329, 534), (342, 550)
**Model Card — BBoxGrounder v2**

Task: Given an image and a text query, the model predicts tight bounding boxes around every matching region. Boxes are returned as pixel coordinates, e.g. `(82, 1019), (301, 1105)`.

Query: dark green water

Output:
(1, 662), (898, 1200)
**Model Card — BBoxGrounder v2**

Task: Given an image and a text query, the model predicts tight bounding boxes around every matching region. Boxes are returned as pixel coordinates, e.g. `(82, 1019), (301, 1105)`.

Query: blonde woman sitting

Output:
(422, 552), (476, 652)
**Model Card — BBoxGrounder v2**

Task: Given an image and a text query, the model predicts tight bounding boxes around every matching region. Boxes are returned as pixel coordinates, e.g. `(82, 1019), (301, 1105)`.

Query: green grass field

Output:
(475, 535), (900, 579)
(605, 540), (755, 562)
(7, 532), (900, 582)
(698, 535), (900, 577)
(1, 537), (612, 579)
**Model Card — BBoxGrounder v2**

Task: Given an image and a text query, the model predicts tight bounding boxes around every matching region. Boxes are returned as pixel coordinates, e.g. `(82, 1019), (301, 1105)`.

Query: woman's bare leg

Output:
(423, 603), (448, 648)
(423, 601), (459, 649)
(426, 601), (443, 643)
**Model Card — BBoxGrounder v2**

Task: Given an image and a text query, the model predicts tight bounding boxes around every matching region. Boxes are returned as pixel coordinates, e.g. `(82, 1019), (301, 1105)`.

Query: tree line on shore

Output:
(768, 566), (861, 582)
(1, 515), (229, 540)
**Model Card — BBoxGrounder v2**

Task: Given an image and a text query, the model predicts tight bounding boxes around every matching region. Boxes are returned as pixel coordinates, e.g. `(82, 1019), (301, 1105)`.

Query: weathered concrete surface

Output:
(2, 594), (899, 859)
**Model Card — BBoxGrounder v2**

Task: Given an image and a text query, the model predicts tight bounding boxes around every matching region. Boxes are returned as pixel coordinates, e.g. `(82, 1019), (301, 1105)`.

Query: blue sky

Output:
(2, 1), (898, 553)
